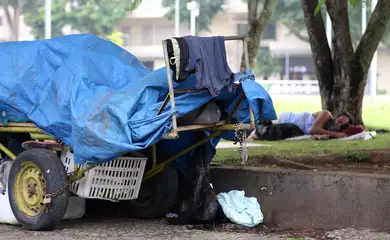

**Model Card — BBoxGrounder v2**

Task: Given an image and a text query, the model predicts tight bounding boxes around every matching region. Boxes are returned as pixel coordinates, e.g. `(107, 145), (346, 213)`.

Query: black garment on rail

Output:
(166, 37), (192, 83)
(165, 36), (234, 97)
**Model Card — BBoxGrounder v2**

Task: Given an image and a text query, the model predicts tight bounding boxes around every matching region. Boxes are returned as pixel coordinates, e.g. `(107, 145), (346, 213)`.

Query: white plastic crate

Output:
(60, 148), (147, 201)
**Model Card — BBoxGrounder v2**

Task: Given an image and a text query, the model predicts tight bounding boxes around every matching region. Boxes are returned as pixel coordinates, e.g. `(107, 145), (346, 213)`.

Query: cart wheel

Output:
(126, 164), (178, 219)
(8, 149), (69, 231)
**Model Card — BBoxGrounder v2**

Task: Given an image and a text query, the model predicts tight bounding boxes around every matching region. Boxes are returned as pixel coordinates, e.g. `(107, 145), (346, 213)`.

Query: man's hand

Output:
(312, 135), (329, 140)
(333, 132), (347, 138)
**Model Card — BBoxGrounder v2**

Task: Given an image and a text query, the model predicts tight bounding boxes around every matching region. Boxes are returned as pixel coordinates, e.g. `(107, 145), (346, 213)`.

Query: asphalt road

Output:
(1, 219), (390, 240)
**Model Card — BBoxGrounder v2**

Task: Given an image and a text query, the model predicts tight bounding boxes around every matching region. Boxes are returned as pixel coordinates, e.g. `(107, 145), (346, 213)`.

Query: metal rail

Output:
(162, 41), (178, 139)
(161, 35), (255, 139)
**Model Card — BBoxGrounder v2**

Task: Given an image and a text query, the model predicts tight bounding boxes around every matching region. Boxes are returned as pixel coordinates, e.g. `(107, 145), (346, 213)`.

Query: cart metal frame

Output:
(0, 35), (255, 184)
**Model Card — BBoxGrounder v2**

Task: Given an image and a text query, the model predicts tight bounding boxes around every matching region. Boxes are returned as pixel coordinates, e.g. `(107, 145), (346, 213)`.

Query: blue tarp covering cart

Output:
(0, 34), (276, 230)
(0, 34), (276, 165)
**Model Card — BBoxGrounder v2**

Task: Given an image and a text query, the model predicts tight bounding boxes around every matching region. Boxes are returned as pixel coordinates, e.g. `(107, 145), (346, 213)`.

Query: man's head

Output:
(335, 111), (354, 125)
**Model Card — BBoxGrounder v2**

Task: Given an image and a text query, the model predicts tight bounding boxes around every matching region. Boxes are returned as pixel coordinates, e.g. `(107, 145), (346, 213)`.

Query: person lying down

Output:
(248, 110), (365, 141)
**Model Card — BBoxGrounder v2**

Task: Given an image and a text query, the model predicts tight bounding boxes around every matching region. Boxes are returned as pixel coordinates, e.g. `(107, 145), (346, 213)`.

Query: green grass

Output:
(213, 133), (390, 165)
(214, 96), (390, 165)
(271, 95), (390, 130)
(214, 133), (390, 165)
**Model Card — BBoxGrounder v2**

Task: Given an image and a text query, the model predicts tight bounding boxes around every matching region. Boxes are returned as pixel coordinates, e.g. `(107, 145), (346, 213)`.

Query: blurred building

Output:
(1, 0), (389, 94)
(121, 0), (389, 94)
(121, 0), (316, 77)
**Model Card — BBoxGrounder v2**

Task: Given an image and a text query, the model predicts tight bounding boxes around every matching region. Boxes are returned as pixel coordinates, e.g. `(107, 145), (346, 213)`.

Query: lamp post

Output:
(369, 0), (378, 103)
(186, 1), (199, 36)
(45, 0), (52, 39)
(326, 13), (332, 51)
(175, 0), (180, 36)
(362, 0), (367, 34)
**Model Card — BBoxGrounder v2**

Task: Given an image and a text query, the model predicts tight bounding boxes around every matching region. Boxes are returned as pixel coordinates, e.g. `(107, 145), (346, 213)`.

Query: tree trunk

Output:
(13, 0), (20, 41)
(4, 6), (14, 40)
(300, 0), (334, 111)
(301, 0), (390, 125)
(241, 0), (277, 71)
(3, 0), (20, 41)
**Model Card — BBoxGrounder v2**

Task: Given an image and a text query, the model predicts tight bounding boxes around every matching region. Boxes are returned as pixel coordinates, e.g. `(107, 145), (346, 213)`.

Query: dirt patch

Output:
(237, 149), (390, 174)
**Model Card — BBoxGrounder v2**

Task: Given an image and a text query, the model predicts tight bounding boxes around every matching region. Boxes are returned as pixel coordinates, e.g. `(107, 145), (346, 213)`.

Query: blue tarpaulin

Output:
(0, 34), (276, 166)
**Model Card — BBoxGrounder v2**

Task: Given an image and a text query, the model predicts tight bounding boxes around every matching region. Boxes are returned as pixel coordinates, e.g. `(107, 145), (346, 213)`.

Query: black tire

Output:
(8, 149), (69, 231)
(126, 164), (178, 219)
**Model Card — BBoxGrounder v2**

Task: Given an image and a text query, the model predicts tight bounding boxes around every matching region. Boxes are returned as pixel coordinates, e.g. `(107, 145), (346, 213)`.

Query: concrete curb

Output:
(210, 166), (390, 230)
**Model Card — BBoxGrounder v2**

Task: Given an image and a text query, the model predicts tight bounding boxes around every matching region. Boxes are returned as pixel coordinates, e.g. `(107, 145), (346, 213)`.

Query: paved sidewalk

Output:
(0, 219), (281, 240)
(1, 219), (390, 240)
(216, 141), (271, 149)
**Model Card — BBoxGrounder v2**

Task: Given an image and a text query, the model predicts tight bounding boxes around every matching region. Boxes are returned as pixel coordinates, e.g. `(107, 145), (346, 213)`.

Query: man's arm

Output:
(309, 110), (347, 138)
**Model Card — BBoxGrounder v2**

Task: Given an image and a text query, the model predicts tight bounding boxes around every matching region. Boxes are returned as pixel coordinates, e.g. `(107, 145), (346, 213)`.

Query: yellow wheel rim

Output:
(14, 162), (47, 217)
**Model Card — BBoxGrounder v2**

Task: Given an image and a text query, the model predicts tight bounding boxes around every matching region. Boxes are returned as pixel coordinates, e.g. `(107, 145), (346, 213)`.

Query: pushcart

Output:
(0, 35), (256, 230)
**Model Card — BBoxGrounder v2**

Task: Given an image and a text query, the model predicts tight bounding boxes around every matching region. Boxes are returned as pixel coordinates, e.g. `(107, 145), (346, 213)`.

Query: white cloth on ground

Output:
(217, 190), (263, 227)
(284, 131), (377, 141)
